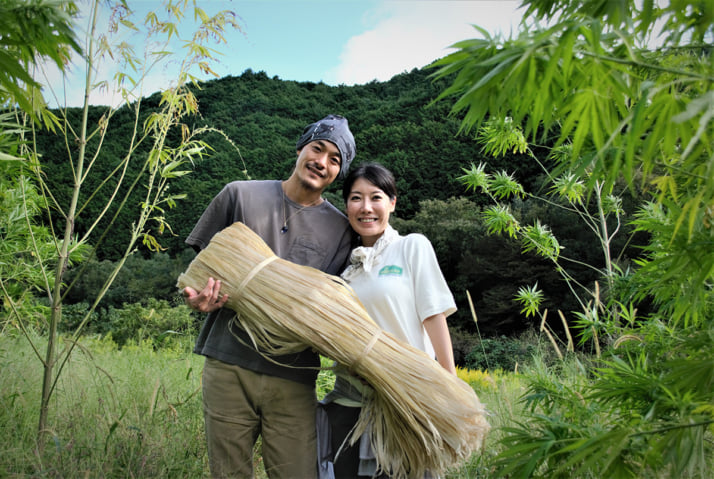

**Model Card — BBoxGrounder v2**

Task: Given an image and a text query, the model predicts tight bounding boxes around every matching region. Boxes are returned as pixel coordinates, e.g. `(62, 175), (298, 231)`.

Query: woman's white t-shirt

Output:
(343, 233), (456, 359)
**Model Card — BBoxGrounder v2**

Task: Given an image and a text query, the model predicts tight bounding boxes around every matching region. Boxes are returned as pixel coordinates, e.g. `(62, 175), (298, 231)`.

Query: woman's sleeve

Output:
(406, 234), (457, 321)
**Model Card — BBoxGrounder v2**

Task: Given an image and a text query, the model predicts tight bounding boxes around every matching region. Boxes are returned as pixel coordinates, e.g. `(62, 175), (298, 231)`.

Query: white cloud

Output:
(42, 1), (527, 107)
(329, 0), (523, 85)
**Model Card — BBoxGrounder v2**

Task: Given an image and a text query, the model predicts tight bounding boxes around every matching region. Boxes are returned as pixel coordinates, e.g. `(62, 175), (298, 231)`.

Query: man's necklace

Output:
(281, 189), (321, 234)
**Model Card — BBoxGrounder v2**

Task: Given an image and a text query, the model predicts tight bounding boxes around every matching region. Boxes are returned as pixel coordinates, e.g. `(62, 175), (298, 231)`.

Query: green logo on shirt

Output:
(379, 265), (403, 276)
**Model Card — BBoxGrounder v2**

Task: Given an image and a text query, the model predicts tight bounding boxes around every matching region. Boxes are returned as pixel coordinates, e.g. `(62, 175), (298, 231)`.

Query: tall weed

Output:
(0, 332), (207, 478)
(1, 330), (546, 478)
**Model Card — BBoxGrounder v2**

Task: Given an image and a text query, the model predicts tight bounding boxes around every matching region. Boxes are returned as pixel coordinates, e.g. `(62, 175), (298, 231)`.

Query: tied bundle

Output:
(177, 222), (490, 478)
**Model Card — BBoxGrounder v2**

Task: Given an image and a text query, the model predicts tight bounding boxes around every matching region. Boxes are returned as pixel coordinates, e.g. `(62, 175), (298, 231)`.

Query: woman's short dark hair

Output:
(342, 163), (397, 203)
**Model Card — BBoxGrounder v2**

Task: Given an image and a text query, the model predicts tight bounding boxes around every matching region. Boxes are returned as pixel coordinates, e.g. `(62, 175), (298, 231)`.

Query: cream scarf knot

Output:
(341, 225), (399, 281)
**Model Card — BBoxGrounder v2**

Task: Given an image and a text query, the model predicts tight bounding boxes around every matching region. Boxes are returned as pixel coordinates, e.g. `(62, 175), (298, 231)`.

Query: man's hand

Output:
(183, 277), (229, 313)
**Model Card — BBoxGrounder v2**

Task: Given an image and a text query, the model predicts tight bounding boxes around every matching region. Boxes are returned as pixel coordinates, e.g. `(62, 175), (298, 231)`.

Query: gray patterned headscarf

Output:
(296, 114), (355, 179)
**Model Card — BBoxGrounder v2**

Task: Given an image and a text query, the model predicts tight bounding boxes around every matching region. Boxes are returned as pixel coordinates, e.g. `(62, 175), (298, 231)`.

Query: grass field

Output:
(0, 332), (522, 478)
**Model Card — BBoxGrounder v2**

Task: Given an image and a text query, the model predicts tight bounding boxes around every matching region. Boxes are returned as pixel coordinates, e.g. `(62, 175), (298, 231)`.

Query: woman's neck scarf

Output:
(341, 225), (399, 281)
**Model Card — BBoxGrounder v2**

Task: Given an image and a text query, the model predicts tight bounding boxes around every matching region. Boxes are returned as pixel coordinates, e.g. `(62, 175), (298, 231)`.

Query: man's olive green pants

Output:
(202, 357), (318, 478)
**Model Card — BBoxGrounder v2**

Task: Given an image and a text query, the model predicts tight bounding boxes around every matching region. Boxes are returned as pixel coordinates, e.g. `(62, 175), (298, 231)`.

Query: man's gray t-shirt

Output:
(186, 180), (352, 385)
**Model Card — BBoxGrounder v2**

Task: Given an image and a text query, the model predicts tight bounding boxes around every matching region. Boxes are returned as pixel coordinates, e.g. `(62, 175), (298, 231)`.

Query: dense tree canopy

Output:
(31, 65), (652, 336)
(31, 66), (645, 336)
(35, 68), (548, 258)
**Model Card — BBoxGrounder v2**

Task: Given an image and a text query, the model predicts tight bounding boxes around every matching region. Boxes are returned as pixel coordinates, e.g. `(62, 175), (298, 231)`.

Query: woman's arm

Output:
(423, 313), (456, 375)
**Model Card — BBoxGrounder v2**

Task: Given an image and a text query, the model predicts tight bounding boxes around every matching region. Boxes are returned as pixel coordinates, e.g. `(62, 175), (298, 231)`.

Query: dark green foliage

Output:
(60, 299), (199, 348)
(59, 302), (99, 332)
(465, 335), (536, 371)
(391, 195), (627, 336)
(60, 252), (200, 348)
(98, 299), (197, 348)
(33, 67), (646, 339)
(34, 68), (521, 260)
(448, 327), (482, 367)
(63, 250), (194, 309)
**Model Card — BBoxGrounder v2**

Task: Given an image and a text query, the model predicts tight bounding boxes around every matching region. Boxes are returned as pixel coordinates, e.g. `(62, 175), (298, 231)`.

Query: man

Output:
(183, 114), (355, 478)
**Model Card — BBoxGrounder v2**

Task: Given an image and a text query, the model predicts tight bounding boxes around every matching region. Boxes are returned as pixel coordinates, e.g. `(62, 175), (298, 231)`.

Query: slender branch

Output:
(0, 278), (43, 362)
(630, 419), (714, 437)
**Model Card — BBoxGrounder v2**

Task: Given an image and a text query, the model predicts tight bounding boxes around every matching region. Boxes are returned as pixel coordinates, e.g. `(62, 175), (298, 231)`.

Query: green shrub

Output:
(450, 327), (482, 366)
(466, 335), (536, 371)
(97, 299), (198, 348)
(63, 250), (194, 309)
(59, 301), (100, 333)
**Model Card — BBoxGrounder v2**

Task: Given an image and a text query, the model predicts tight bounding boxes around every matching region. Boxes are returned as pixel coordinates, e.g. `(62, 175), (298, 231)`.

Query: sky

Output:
(44, 0), (526, 107)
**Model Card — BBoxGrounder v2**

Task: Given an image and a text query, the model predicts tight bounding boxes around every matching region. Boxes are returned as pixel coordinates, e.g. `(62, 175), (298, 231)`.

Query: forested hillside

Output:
(35, 67), (641, 336)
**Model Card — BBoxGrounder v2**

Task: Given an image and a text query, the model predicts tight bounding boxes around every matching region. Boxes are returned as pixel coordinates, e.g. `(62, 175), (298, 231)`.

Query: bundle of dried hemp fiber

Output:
(177, 221), (490, 478)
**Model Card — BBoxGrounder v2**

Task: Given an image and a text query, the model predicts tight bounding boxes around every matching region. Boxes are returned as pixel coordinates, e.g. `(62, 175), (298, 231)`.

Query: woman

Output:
(318, 162), (457, 478)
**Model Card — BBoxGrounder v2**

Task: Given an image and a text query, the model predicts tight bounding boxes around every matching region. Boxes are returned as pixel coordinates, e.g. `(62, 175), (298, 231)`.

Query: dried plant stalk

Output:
(177, 222), (490, 478)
